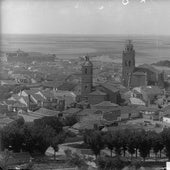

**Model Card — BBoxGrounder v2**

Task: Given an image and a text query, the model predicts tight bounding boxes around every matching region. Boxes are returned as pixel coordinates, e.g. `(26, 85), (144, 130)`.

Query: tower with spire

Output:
(81, 56), (93, 99)
(122, 40), (135, 88)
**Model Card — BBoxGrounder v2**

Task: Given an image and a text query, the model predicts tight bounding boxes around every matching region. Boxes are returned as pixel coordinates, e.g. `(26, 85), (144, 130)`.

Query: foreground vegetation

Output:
(83, 128), (170, 161)
(1, 115), (78, 156)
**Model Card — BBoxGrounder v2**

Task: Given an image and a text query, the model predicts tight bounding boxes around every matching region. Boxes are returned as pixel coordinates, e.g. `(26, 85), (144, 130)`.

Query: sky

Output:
(1, 0), (170, 35)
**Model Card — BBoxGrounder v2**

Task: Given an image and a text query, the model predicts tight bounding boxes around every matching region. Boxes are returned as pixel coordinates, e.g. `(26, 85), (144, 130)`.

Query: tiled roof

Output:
(137, 105), (160, 112)
(162, 105), (170, 112)
(72, 119), (101, 130)
(89, 90), (107, 96)
(99, 83), (119, 93)
(63, 108), (81, 114)
(57, 82), (77, 91)
(23, 89), (40, 95)
(77, 109), (98, 117)
(41, 90), (55, 99)
(31, 94), (45, 102)
(119, 105), (138, 114)
(93, 101), (118, 107)
(133, 71), (146, 76)
(103, 111), (120, 122)
(142, 86), (163, 96)
(136, 64), (160, 73)
(34, 108), (60, 116)
(129, 97), (145, 106)
(42, 81), (63, 88)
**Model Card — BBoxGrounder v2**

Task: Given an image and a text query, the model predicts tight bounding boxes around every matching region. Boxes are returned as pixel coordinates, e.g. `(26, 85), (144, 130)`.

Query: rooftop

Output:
(89, 90), (107, 96)
(34, 108), (60, 116)
(137, 64), (160, 74)
(93, 101), (119, 107)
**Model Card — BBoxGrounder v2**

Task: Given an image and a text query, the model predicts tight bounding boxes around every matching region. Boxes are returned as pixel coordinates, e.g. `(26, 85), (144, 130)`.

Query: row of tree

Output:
(83, 128), (170, 161)
(1, 115), (78, 156)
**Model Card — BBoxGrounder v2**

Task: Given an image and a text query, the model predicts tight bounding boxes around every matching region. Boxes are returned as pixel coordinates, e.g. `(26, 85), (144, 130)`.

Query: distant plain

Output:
(1, 34), (170, 65)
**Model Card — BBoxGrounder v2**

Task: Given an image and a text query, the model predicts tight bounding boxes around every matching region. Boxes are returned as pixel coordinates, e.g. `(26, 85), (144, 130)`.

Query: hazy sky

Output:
(1, 0), (170, 35)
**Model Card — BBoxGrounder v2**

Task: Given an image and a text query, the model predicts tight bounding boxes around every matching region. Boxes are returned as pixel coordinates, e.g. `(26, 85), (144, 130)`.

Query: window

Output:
(129, 60), (131, 66)
(85, 85), (88, 90)
(125, 61), (127, 66)
(85, 68), (88, 74)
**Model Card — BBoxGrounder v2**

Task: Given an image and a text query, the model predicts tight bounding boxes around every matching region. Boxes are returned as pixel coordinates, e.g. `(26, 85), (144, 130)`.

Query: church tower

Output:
(122, 40), (135, 88)
(81, 56), (93, 99)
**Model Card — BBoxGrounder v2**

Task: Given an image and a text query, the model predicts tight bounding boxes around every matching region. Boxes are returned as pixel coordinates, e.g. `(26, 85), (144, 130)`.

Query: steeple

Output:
(122, 40), (135, 88)
(81, 56), (93, 98)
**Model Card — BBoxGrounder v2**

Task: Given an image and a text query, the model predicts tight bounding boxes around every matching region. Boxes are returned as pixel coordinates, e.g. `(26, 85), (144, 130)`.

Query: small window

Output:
(129, 61), (131, 67)
(85, 68), (88, 74)
(125, 61), (127, 66)
(85, 85), (88, 89)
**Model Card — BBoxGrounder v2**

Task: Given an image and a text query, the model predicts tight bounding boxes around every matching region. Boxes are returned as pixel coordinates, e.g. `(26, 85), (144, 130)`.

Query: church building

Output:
(80, 56), (121, 105)
(122, 40), (165, 88)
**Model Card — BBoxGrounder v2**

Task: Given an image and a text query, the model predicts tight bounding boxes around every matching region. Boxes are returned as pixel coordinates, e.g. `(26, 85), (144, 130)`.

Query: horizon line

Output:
(2, 33), (170, 37)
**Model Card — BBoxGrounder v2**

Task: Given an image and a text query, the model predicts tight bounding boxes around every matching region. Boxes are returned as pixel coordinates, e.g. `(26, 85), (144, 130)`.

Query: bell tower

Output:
(81, 56), (93, 98)
(122, 40), (135, 88)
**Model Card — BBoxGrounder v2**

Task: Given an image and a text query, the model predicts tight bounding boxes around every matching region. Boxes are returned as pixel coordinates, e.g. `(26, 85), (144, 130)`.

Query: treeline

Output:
(83, 128), (170, 161)
(1, 115), (78, 156)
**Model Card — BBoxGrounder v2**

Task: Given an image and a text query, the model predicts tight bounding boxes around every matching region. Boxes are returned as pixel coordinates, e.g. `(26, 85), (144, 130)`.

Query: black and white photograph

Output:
(1, 0), (170, 169)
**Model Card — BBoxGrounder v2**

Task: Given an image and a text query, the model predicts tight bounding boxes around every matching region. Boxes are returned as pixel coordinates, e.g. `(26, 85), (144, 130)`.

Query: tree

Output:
(97, 156), (128, 170)
(161, 127), (170, 160)
(104, 132), (115, 157)
(0, 149), (13, 170)
(26, 124), (56, 154)
(34, 116), (63, 134)
(151, 132), (164, 159)
(127, 136), (136, 159)
(66, 152), (87, 170)
(113, 130), (122, 156)
(63, 114), (78, 127)
(2, 123), (24, 152)
(84, 130), (104, 158)
(138, 133), (151, 161)
(51, 133), (66, 159)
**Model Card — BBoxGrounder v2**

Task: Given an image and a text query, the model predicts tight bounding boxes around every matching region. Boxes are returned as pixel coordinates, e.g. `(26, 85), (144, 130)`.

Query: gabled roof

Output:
(31, 93), (45, 102)
(23, 89), (40, 95)
(93, 101), (118, 107)
(40, 90), (55, 99)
